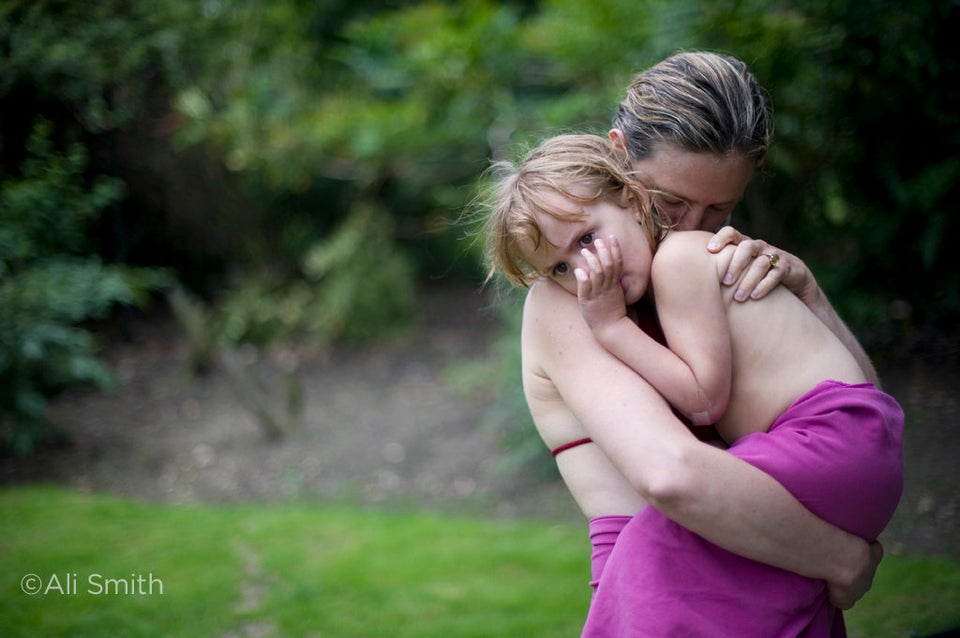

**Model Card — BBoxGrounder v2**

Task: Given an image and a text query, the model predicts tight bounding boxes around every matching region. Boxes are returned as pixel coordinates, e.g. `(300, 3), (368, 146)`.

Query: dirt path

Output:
(1, 286), (957, 559)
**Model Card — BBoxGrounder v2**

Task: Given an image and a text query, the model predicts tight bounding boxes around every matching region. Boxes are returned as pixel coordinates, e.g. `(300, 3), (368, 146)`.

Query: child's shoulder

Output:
(656, 230), (713, 261)
(652, 230), (717, 279)
(658, 229), (713, 251)
(524, 276), (579, 316)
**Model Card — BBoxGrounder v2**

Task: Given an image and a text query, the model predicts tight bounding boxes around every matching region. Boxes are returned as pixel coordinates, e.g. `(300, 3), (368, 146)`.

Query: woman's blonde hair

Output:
(483, 133), (666, 288)
(613, 51), (771, 166)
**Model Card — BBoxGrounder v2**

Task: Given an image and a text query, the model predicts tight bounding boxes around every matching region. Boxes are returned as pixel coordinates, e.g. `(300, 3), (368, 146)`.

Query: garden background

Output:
(1, 1), (958, 635)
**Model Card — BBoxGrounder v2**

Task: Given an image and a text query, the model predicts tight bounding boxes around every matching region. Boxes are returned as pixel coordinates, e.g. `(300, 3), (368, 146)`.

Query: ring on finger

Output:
(763, 253), (780, 268)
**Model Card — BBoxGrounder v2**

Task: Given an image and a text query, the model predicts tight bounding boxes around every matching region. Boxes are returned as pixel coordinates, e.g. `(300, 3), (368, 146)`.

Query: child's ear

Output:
(618, 186), (632, 208)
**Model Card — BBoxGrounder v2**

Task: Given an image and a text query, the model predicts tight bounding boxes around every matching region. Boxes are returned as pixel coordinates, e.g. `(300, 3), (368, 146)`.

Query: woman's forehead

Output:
(634, 146), (753, 205)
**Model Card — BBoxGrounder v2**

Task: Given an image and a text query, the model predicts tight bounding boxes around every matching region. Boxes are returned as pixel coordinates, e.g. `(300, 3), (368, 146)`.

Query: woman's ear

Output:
(609, 128), (627, 153)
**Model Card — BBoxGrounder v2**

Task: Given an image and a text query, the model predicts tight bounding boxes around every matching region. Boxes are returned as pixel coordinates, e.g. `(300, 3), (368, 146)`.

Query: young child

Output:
(485, 133), (903, 634)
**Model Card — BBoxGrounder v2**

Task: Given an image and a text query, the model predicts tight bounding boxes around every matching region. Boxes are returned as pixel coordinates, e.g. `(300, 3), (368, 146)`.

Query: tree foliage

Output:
(1, 0), (956, 453)
(0, 122), (168, 454)
(162, 0), (958, 333)
(6, 0), (952, 326)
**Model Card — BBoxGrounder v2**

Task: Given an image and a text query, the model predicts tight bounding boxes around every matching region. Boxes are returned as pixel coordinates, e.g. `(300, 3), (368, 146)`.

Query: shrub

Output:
(0, 121), (169, 454)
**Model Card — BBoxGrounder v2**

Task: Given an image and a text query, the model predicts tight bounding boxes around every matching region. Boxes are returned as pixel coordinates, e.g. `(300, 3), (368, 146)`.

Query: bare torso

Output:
(704, 233), (868, 441)
(522, 282), (647, 518)
(521, 231), (867, 518)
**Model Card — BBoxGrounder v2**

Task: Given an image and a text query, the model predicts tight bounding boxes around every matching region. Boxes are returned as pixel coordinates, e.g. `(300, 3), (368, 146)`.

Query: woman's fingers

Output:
(744, 256), (791, 301)
(711, 228), (796, 302)
(721, 237), (763, 286)
(708, 226), (743, 252)
(722, 239), (792, 302)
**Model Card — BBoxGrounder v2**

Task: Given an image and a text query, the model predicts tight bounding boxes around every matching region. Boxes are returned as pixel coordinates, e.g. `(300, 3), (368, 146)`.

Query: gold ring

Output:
(764, 253), (780, 268)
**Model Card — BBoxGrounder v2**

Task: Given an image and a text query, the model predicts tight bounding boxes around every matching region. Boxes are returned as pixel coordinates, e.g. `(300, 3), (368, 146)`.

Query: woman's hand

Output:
(575, 236), (628, 336)
(707, 226), (816, 303)
(827, 541), (884, 610)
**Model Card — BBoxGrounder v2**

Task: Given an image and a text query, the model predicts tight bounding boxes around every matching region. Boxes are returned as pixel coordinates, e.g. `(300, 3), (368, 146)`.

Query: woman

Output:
(610, 50), (879, 386)
(486, 133), (901, 636)
(483, 51), (885, 636)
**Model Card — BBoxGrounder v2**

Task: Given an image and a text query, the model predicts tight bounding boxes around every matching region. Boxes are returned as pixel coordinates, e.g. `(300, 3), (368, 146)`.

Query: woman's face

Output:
(614, 135), (756, 232)
(522, 190), (654, 305)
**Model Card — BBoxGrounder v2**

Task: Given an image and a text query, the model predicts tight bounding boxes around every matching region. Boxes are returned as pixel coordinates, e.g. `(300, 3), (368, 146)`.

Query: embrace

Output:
(481, 51), (903, 637)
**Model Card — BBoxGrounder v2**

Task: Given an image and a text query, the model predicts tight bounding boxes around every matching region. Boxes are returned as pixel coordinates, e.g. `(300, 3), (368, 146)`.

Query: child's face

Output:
(522, 190), (654, 304)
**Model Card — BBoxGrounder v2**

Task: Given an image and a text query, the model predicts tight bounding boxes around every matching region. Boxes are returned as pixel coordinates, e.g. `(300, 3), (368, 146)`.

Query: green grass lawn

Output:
(1, 486), (958, 637)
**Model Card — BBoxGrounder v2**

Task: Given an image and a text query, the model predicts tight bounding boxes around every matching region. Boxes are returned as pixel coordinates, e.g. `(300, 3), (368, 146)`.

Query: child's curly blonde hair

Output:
(483, 133), (667, 288)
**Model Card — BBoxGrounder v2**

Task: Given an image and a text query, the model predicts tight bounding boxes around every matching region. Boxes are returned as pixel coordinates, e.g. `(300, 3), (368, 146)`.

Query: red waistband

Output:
(551, 437), (593, 457)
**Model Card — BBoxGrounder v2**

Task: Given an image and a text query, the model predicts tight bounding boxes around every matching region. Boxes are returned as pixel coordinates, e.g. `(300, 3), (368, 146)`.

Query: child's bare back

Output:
(653, 231), (868, 443)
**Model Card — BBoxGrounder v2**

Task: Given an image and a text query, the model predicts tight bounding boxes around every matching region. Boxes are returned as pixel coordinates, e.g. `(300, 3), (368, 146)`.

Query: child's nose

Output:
(571, 251), (591, 272)
(575, 243), (602, 267)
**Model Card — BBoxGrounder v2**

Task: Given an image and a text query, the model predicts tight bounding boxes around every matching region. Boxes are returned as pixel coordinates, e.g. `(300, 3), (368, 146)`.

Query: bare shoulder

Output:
(652, 230), (716, 277)
(525, 276), (578, 308)
(522, 279), (602, 368)
(523, 279), (584, 336)
(656, 230), (713, 258)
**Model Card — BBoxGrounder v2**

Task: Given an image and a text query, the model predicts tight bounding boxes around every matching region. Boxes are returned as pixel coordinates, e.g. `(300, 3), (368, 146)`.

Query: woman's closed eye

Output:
(655, 195), (689, 215)
(709, 203), (736, 218)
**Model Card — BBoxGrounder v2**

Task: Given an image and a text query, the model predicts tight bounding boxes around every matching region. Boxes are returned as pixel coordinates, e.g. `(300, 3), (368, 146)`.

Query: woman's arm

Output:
(524, 279), (877, 605)
(576, 235), (731, 425)
(708, 226), (880, 386)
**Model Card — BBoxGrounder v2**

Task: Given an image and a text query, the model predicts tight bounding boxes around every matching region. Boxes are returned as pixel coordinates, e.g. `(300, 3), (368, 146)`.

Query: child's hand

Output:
(575, 236), (627, 335)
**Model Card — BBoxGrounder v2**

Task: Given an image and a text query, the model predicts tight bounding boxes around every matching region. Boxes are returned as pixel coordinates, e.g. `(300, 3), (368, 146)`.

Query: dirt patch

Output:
(1, 286), (957, 560)
(0, 286), (575, 520)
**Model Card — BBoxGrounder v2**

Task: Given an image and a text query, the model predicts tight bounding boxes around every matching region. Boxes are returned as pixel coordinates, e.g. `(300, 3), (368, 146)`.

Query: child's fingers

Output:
(586, 238), (619, 287)
(580, 248), (604, 282)
(607, 236), (623, 275)
(594, 238), (614, 276)
(575, 267), (592, 299)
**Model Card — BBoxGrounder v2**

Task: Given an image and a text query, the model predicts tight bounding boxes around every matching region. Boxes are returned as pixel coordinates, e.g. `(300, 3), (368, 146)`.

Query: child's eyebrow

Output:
(543, 218), (588, 275)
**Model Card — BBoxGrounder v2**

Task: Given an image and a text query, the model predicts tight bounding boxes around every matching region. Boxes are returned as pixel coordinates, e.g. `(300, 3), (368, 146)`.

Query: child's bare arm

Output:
(576, 235), (731, 425)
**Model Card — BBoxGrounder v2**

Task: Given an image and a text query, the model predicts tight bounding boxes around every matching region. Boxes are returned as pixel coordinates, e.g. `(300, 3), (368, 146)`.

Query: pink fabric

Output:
(581, 381), (904, 638)
(588, 516), (632, 590)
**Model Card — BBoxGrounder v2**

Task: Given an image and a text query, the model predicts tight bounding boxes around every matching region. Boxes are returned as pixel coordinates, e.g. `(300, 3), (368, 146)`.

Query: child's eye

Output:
(553, 263), (570, 277)
(578, 233), (595, 248)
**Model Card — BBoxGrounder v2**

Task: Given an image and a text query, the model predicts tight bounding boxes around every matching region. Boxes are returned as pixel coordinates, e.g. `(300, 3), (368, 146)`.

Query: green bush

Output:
(0, 122), (169, 455)
(177, 199), (415, 353)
